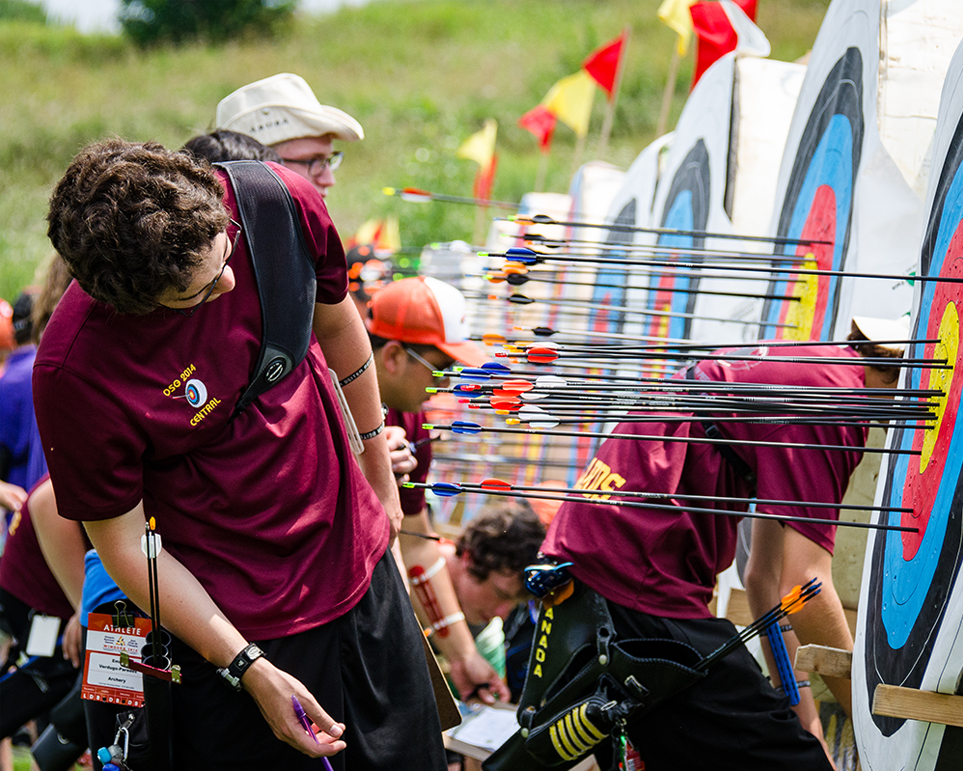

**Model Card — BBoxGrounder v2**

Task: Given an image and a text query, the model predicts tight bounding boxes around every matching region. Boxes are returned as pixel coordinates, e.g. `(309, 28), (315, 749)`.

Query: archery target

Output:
(644, 53), (733, 345)
(644, 140), (711, 342)
(760, 46), (864, 341)
(758, 0), (880, 342)
(855, 31), (963, 771)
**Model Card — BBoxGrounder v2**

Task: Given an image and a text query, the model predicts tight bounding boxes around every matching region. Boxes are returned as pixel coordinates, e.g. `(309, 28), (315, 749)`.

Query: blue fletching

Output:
(431, 482), (463, 497)
(452, 420), (483, 435)
(482, 361), (511, 374)
(505, 248), (538, 264)
(459, 368), (492, 381)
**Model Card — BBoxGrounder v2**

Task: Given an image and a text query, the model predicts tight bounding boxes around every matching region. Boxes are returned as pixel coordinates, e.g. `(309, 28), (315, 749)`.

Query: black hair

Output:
(181, 130), (282, 165)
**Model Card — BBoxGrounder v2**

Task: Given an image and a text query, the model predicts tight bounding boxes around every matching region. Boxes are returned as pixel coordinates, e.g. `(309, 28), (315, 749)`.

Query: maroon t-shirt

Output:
(33, 164), (389, 639)
(385, 408), (432, 516)
(0, 475), (77, 620)
(542, 344), (868, 619)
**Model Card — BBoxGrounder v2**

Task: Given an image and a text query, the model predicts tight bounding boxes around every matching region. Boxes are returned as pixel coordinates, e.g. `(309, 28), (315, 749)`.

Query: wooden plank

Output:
(873, 684), (963, 729)
(794, 644), (853, 678)
(421, 631), (462, 731)
(726, 588), (754, 627)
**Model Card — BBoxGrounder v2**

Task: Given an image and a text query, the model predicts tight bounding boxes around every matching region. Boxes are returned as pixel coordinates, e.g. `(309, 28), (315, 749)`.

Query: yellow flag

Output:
(658, 0), (696, 56)
(541, 70), (596, 138)
(456, 119), (498, 167)
(353, 216), (401, 254)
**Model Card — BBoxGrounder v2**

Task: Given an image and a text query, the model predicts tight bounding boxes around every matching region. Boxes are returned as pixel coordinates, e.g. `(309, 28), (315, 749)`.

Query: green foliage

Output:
(0, 0), (830, 302)
(119, 0), (297, 46)
(0, 0), (46, 24)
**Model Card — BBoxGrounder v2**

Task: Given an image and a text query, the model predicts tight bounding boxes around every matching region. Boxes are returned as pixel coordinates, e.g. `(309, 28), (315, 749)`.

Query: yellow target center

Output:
(784, 254), (818, 341)
(920, 302), (958, 473)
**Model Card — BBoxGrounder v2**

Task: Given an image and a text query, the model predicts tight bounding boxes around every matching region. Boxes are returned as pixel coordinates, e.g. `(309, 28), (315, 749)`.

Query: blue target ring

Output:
(761, 47), (863, 341)
(863, 111), (963, 737)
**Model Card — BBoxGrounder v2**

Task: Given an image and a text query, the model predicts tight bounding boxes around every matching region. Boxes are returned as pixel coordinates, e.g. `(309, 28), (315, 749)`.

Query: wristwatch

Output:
(217, 642), (265, 692)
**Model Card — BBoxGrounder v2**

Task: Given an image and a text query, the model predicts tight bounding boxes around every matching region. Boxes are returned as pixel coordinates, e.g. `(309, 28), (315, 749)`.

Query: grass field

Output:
(0, 0), (831, 302)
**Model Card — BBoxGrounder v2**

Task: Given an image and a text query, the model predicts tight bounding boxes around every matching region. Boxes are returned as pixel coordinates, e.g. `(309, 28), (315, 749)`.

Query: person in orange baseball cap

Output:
(365, 276), (509, 705)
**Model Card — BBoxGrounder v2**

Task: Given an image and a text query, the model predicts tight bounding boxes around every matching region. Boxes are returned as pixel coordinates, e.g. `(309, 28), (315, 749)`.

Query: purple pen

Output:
(291, 695), (320, 746)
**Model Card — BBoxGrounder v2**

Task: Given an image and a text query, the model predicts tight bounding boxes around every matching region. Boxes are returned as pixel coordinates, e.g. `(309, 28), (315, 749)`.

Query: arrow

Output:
(383, 186), (519, 210)
(404, 480), (919, 532)
(426, 421), (922, 456)
(505, 213), (832, 247)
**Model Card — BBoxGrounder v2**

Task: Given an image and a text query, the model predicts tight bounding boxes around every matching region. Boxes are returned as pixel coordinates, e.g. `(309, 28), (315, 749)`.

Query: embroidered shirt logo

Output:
(184, 378), (208, 407)
(163, 364), (222, 426)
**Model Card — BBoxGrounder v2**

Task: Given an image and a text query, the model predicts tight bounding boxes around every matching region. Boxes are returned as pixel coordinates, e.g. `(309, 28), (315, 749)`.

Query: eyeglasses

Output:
(168, 219), (242, 318)
(405, 347), (455, 378)
(280, 151), (344, 176)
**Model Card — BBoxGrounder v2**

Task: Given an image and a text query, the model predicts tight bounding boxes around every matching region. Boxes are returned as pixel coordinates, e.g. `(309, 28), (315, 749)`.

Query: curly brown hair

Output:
(47, 138), (230, 314)
(456, 500), (546, 582)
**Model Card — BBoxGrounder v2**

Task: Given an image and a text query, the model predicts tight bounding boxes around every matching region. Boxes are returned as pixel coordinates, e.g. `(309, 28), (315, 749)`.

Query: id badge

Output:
(25, 614), (61, 657)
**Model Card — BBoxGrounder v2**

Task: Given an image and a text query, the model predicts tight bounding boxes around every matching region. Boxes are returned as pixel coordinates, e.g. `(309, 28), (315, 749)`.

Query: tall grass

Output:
(0, 0), (829, 301)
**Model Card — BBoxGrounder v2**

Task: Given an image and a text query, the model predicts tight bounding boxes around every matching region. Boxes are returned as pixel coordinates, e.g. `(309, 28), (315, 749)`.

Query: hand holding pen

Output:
(292, 694), (343, 767)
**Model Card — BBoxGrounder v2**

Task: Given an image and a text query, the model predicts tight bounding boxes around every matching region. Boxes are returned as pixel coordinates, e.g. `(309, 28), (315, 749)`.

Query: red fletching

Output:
(528, 347), (560, 363)
(481, 478), (512, 491)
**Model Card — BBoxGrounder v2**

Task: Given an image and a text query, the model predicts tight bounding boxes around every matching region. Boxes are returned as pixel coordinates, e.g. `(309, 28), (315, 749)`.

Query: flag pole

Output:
(657, 44), (682, 137)
(534, 151), (549, 193)
(570, 130), (588, 179)
(596, 26), (630, 160)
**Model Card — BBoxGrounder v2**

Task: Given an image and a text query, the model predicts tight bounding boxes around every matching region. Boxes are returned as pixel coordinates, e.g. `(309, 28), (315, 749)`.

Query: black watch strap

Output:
(217, 643), (265, 692)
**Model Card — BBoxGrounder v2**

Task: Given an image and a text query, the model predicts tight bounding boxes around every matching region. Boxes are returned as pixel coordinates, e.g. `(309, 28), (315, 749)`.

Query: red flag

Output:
(582, 31), (627, 100)
(518, 105), (557, 153)
(474, 154), (498, 201)
(689, 0), (760, 89)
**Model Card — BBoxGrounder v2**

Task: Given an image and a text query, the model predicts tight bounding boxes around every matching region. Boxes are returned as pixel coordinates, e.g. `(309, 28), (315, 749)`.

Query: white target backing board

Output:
(854, 30), (963, 771)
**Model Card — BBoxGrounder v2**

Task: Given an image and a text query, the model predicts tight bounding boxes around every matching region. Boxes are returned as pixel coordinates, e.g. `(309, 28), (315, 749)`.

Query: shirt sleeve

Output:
(744, 422), (867, 554)
(32, 362), (147, 521)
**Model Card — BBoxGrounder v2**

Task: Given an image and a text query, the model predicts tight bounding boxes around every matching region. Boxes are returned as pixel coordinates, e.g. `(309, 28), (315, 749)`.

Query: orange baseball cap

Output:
(366, 276), (487, 367)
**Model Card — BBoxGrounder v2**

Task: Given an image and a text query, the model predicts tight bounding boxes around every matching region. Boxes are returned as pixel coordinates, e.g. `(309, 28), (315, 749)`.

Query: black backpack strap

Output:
(683, 365), (757, 489)
(215, 161), (317, 419)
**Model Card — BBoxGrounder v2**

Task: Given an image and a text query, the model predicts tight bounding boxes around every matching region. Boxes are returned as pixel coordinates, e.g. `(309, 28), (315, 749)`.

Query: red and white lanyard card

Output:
(82, 612), (152, 708)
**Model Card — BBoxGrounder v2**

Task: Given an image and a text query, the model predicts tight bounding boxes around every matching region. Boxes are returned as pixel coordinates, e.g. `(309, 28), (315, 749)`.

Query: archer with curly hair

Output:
(47, 138), (230, 315)
(34, 138), (446, 770)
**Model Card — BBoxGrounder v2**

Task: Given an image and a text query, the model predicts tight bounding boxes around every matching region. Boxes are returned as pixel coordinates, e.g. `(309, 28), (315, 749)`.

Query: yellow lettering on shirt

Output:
(162, 363), (197, 397)
(573, 459), (626, 500)
(189, 397), (222, 426)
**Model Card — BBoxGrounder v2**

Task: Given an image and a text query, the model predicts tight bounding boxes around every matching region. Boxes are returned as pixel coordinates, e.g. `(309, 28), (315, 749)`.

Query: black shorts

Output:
(0, 588), (78, 739)
(607, 603), (833, 771)
(162, 550), (446, 771)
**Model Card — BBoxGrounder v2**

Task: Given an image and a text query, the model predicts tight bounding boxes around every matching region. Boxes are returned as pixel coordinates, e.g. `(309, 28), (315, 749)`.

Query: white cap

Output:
(215, 73), (364, 146)
(851, 315), (910, 354)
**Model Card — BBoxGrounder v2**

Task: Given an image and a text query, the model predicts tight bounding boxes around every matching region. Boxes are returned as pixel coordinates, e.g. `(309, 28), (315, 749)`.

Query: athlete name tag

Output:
(25, 614), (61, 657)
(82, 612), (152, 707)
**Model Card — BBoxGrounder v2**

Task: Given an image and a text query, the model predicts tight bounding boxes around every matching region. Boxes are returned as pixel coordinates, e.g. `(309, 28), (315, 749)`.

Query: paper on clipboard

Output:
(446, 704), (519, 753)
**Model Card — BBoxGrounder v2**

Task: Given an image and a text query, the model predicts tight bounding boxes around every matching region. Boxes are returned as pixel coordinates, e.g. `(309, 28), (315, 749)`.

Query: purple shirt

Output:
(33, 164), (389, 639)
(543, 344), (868, 619)
(0, 345), (41, 491)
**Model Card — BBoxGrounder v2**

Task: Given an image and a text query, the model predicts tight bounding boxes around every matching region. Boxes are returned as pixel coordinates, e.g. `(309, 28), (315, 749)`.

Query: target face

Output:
(589, 200), (637, 338)
(761, 47), (864, 341)
(862, 114), (963, 738)
(184, 378), (208, 408)
(644, 140), (711, 342)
